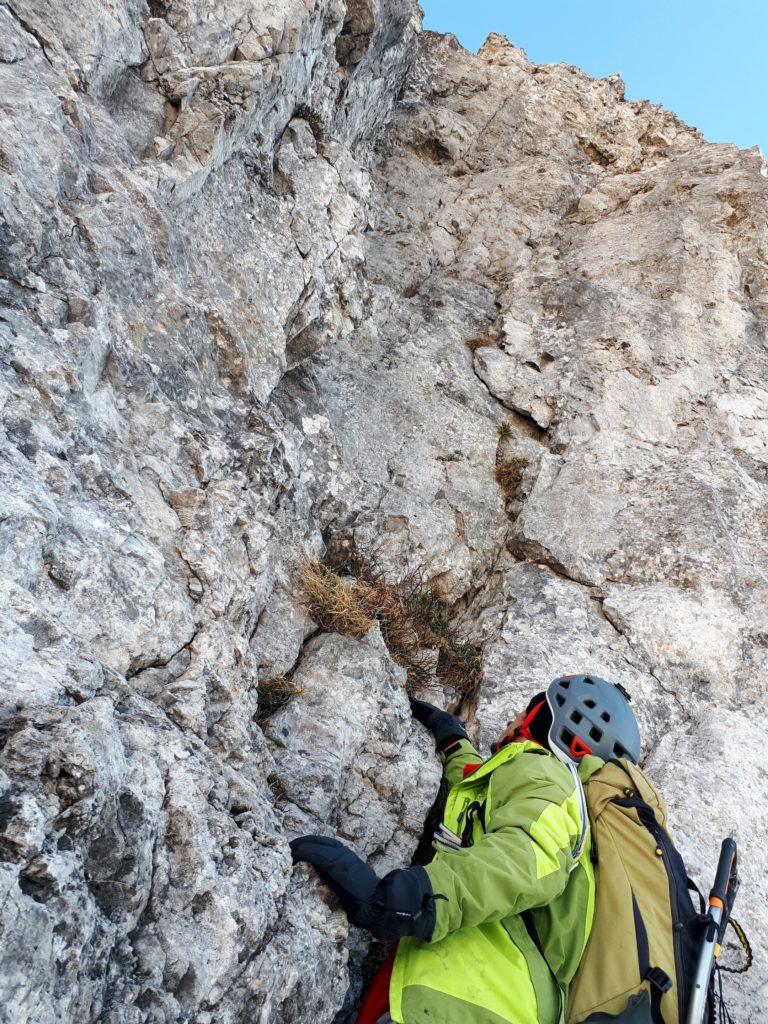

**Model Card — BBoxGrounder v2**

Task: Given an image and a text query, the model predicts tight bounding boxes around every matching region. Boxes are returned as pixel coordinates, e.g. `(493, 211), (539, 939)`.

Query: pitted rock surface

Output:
(0, 3), (766, 1021)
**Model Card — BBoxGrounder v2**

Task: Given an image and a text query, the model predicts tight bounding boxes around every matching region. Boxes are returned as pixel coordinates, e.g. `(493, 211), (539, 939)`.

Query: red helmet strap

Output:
(519, 699), (547, 743)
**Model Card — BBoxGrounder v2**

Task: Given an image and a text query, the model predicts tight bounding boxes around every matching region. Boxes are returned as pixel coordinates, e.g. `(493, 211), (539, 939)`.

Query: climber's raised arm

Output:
(408, 696), (481, 787)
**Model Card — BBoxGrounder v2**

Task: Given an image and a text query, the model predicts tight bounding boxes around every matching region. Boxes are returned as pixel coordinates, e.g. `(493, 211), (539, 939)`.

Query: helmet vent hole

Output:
(589, 726), (603, 742)
(600, 711), (611, 722)
(614, 744), (626, 759)
(559, 679), (571, 690)
(561, 727), (575, 747)
(570, 710), (583, 725)
(555, 694), (566, 707)
(584, 698), (596, 709)
(583, 677), (594, 685)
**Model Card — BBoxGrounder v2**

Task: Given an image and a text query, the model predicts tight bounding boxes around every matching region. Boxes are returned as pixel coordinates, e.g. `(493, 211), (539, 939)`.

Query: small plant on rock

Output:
(300, 552), (482, 698)
(465, 335), (496, 353)
(294, 103), (325, 141)
(257, 674), (303, 725)
(300, 560), (375, 635)
(495, 457), (527, 501)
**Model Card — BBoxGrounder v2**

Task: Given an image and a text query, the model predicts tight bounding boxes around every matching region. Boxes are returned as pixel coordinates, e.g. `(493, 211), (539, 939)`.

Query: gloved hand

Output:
(290, 835), (437, 941)
(409, 696), (468, 750)
(289, 835), (378, 922)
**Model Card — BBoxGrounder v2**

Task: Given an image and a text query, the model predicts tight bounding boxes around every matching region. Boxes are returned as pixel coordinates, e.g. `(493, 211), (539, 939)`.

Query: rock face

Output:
(0, 2), (766, 1020)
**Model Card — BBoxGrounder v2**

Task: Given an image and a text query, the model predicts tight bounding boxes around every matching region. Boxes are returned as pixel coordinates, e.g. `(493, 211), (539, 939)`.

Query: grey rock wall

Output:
(0, 3), (765, 1021)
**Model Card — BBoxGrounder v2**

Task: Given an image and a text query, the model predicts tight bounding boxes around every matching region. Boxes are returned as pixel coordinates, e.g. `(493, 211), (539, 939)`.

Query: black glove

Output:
(289, 835), (378, 921)
(409, 696), (468, 750)
(290, 835), (437, 941)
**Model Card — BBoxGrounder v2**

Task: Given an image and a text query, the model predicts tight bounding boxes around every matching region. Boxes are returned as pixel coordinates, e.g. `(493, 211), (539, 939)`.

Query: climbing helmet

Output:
(545, 674), (641, 764)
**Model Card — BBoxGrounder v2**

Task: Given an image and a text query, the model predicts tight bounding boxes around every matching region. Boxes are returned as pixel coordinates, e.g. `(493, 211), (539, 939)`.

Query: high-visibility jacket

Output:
(389, 738), (599, 1024)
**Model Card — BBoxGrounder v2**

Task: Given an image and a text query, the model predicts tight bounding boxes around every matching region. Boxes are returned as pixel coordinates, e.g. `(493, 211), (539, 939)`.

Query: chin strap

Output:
(518, 699), (547, 743)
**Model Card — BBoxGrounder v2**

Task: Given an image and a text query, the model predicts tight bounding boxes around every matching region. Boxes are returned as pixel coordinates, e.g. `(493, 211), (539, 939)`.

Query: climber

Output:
(290, 675), (642, 1024)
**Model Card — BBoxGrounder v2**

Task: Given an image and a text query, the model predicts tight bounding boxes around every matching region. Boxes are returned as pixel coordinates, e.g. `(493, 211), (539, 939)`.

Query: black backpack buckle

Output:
(645, 967), (672, 994)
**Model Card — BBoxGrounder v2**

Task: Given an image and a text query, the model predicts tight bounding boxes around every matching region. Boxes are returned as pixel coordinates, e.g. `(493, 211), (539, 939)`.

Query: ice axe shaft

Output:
(686, 838), (739, 1024)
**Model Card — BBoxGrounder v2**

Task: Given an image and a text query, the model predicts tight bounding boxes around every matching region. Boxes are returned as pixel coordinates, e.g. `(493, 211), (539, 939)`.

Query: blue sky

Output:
(420, 1), (766, 154)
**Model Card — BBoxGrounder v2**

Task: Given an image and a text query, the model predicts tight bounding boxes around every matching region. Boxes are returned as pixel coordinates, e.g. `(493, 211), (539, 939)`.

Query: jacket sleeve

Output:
(425, 751), (582, 943)
(440, 737), (483, 789)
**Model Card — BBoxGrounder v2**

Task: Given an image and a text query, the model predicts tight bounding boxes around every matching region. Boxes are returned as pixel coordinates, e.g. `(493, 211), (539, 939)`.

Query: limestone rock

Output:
(266, 627), (440, 866)
(1, 1), (767, 1020)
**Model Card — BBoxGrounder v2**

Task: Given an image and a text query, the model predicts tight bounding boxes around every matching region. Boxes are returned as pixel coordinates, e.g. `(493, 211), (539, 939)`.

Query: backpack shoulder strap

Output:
(582, 758), (666, 823)
(620, 760), (667, 827)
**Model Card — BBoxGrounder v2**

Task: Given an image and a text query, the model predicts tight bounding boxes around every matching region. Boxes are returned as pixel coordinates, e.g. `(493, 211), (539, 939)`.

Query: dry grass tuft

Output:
(257, 675), (303, 724)
(465, 334), (496, 353)
(300, 560), (375, 635)
(300, 553), (482, 697)
(436, 641), (483, 693)
(495, 457), (527, 501)
(266, 772), (291, 803)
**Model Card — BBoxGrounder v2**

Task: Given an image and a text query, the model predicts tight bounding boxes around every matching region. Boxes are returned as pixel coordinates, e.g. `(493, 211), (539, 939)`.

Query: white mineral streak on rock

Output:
(0, 2), (766, 1020)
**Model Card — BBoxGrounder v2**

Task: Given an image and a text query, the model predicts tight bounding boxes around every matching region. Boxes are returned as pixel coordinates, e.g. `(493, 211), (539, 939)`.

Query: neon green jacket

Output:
(390, 738), (598, 1024)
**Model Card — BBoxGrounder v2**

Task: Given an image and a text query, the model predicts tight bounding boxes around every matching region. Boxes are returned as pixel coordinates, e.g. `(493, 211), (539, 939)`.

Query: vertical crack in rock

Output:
(0, 3), (766, 1021)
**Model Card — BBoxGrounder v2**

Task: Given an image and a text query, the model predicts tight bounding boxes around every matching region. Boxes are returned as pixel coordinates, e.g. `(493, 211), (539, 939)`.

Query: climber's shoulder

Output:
(490, 744), (574, 803)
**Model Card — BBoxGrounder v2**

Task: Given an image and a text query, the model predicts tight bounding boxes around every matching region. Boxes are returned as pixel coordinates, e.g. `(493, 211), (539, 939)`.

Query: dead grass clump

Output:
(266, 772), (291, 802)
(257, 675), (303, 725)
(301, 552), (482, 697)
(495, 457), (527, 501)
(465, 334), (496, 353)
(436, 641), (483, 694)
(360, 573), (445, 692)
(377, 575), (482, 697)
(300, 560), (375, 635)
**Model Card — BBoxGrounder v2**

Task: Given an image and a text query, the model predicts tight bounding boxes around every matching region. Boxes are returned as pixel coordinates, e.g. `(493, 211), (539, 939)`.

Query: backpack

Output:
(566, 759), (709, 1024)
